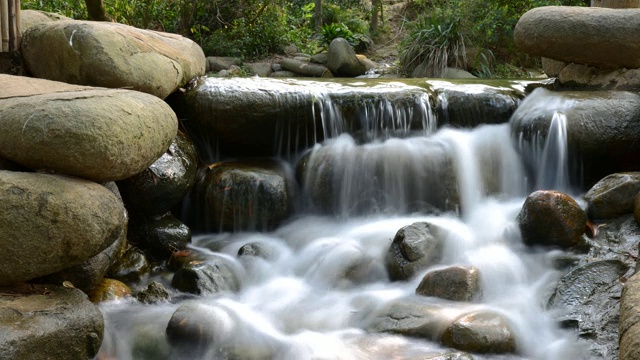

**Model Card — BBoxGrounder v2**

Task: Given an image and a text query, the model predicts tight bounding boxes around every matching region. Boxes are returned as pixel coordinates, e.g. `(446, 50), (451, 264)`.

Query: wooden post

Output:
(1, 0), (9, 52)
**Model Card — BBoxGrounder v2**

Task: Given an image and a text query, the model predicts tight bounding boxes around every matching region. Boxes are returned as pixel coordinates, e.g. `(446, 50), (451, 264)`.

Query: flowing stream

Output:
(98, 82), (589, 360)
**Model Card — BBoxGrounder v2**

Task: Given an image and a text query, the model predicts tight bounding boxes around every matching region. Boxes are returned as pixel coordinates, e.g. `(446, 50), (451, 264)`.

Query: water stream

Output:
(98, 80), (589, 360)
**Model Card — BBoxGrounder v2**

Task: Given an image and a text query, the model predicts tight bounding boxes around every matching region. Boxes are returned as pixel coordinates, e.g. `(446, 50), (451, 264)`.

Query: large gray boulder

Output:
(0, 171), (127, 285)
(327, 38), (366, 77)
(0, 75), (177, 182)
(21, 20), (206, 99)
(584, 172), (640, 220)
(514, 6), (640, 69)
(0, 284), (104, 359)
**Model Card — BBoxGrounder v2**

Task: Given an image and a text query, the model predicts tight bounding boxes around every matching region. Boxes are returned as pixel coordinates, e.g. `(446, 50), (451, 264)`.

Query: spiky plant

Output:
(398, 14), (467, 77)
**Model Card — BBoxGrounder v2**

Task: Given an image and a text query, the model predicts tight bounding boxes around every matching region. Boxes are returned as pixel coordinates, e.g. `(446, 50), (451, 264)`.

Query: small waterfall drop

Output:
(100, 80), (590, 360)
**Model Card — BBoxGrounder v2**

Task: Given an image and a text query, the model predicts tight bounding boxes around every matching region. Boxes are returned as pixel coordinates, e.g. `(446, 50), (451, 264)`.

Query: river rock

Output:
(0, 75), (178, 182)
(514, 6), (640, 69)
(134, 281), (170, 304)
(88, 278), (132, 303)
(206, 56), (241, 72)
(39, 222), (127, 292)
(188, 160), (295, 232)
(584, 172), (640, 220)
(440, 310), (516, 354)
(517, 190), (587, 248)
(557, 63), (640, 91)
(511, 88), (640, 189)
(367, 296), (449, 339)
(117, 131), (198, 217)
(386, 222), (446, 281)
(21, 20), (206, 99)
(19, 10), (70, 36)
(0, 171), (127, 286)
(128, 212), (192, 259)
(171, 259), (239, 295)
(107, 246), (151, 283)
(416, 266), (481, 302)
(620, 271), (640, 360)
(327, 37), (366, 77)
(0, 284), (104, 360)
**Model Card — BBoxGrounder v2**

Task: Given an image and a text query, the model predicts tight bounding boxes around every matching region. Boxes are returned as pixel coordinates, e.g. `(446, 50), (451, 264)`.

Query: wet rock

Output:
(0, 75), (177, 182)
(128, 213), (191, 259)
(0, 171), (127, 286)
(0, 284), (104, 360)
(88, 278), (131, 303)
(238, 242), (276, 260)
(557, 63), (640, 91)
(166, 302), (218, 350)
(511, 88), (640, 188)
(108, 246), (151, 283)
(440, 310), (516, 354)
(246, 62), (273, 77)
(171, 259), (239, 295)
(367, 296), (448, 339)
(620, 271), (640, 360)
(584, 172), (640, 220)
(40, 223), (127, 292)
(188, 159), (295, 232)
(117, 131), (198, 217)
(515, 6), (640, 69)
(386, 222), (446, 281)
(134, 281), (170, 304)
(327, 37), (366, 77)
(206, 56), (241, 72)
(405, 352), (474, 360)
(22, 20), (206, 99)
(416, 266), (481, 302)
(634, 192), (640, 225)
(517, 190), (587, 248)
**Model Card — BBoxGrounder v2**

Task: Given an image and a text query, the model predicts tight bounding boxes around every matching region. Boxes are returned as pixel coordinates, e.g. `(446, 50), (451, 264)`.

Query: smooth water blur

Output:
(99, 83), (587, 360)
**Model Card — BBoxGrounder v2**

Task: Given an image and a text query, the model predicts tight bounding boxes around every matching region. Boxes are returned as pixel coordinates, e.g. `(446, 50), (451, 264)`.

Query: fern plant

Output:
(398, 14), (467, 77)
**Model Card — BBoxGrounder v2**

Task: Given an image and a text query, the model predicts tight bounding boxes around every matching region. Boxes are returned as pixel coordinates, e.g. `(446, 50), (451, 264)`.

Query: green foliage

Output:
(398, 13), (466, 77)
(22, 0), (87, 19)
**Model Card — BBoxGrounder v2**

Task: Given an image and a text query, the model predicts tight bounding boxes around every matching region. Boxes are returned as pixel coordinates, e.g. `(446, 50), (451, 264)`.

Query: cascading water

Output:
(98, 80), (589, 360)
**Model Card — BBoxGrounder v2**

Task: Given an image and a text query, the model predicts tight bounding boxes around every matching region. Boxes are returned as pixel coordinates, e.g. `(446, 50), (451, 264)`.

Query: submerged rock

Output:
(21, 20), (205, 99)
(0, 75), (178, 182)
(367, 296), (450, 339)
(416, 266), (481, 302)
(171, 259), (239, 295)
(517, 190), (587, 248)
(0, 284), (104, 359)
(0, 171), (127, 286)
(584, 172), (640, 221)
(386, 222), (446, 281)
(134, 281), (170, 304)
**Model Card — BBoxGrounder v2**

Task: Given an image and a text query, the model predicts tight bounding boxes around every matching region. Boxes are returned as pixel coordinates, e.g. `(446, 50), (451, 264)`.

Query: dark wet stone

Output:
(366, 296), (444, 339)
(128, 212), (192, 260)
(171, 259), (239, 295)
(386, 222), (446, 281)
(238, 242), (275, 260)
(517, 190), (587, 248)
(0, 284), (104, 360)
(584, 172), (640, 221)
(117, 131), (198, 217)
(88, 278), (131, 303)
(108, 246), (151, 283)
(134, 281), (170, 304)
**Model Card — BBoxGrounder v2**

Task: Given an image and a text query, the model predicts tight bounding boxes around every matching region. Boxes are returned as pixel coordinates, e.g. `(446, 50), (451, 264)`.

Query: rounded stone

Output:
(584, 172), (640, 220)
(386, 222), (446, 281)
(441, 310), (516, 354)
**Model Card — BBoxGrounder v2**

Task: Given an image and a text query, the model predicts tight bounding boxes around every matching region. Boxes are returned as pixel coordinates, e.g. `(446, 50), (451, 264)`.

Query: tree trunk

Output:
(314, 0), (322, 33)
(85, 0), (112, 21)
(370, 0), (382, 34)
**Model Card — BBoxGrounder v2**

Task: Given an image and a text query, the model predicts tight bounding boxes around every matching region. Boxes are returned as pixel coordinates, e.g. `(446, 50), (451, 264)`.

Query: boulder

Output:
(557, 63), (640, 91)
(188, 160), (295, 232)
(386, 222), (446, 281)
(542, 57), (566, 78)
(584, 172), (640, 220)
(117, 131), (198, 217)
(206, 56), (241, 72)
(107, 246), (151, 283)
(514, 6), (640, 69)
(0, 171), (127, 286)
(517, 190), (587, 248)
(128, 212), (192, 259)
(327, 38), (366, 77)
(21, 20), (206, 99)
(0, 75), (178, 182)
(440, 310), (516, 354)
(416, 266), (481, 302)
(511, 88), (640, 188)
(620, 271), (640, 360)
(88, 278), (132, 303)
(171, 259), (239, 295)
(367, 296), (449, 339)
(134, 281), (170, 304)
(0, 284), (104, 360)
(19, 10), (70, 36)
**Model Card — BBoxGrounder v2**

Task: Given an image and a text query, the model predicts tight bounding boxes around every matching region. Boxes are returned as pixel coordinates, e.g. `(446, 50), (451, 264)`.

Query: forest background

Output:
(23, 0), (588, 77)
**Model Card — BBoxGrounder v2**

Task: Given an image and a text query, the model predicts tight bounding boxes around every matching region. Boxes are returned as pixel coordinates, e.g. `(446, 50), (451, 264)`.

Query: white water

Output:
(98, 83), (589, 360)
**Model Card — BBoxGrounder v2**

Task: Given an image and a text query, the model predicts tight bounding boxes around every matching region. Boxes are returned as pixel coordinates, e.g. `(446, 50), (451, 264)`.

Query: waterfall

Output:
(99, 79), (587, 360)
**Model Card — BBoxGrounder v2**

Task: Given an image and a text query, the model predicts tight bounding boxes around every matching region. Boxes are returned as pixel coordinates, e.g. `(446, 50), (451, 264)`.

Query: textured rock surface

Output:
(386, 222), (446, 281)
(0, 75), (178, 181)
(416, 266), (481, 301)
(0, 284), (104, 359)
(584, 172), (640, 220)
(0, 171), (127, 286)
(620, 272), (640, 360)
(327, 37), (366, 77)
(515, 6), (640, 69)
(21, 20), (205, 99)
(441, 310), (516, 354)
